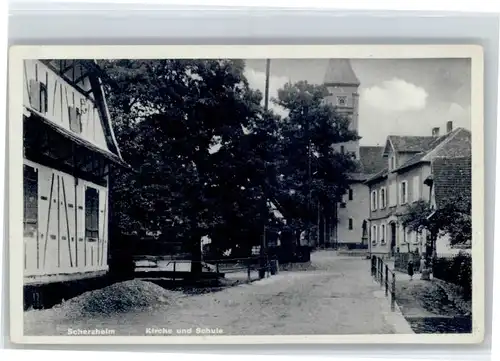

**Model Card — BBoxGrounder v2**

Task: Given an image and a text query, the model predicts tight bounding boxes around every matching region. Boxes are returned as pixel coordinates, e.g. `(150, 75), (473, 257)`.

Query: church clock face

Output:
(337, 96), (348, 106)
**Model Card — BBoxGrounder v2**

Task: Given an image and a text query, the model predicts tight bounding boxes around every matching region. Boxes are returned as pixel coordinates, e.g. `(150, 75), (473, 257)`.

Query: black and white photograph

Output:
(8, 45), (484, 344)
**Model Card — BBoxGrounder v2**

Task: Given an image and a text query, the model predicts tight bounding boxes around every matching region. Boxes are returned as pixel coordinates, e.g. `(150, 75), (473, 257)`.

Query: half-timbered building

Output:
(23, 59), (128, 288)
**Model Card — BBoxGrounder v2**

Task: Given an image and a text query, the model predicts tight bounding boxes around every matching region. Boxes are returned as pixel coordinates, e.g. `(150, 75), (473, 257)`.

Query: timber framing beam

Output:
(42, 60), (96, 104)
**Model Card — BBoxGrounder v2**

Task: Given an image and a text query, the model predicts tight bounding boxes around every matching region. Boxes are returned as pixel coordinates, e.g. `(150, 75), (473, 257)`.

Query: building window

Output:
(39, 83), (48, 114)
(29, 80), (48, 113)
(23, 165), (38, 238)
(337, 96), (347, 106)
(340, 145), (345, 154)
(348, 218), (353, 230)
(390, 156), (396, 170)
(85, 186), (100, 240)
(400, 181), (408, 204)
(348, 188), (353, 201)
(69, 106), (82, 134)
(371, 190), (377, 211)
(371, 225), (377, 244)
(379, 187), (386, 209)
(380, 224), (386, 244)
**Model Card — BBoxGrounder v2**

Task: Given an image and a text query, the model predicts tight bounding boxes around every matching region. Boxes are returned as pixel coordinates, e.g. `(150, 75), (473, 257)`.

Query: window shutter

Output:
(389, 182), (396, 207)
(412, 176), (420, 202)
(29, 80), (41, 111)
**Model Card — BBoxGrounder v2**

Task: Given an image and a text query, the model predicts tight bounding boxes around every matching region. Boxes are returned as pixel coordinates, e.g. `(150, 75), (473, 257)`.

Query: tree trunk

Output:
(190, 232), (203, 276)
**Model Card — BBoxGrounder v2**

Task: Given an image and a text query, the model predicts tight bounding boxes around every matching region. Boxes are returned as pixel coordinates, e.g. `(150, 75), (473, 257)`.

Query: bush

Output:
(432, 252), (472, 300)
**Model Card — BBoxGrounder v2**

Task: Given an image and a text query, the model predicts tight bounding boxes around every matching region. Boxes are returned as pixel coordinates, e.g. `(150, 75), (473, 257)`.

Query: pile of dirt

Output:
(50, 279), (184, 319)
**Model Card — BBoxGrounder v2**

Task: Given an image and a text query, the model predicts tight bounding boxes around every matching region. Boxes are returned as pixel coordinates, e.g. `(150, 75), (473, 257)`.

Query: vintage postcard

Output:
(8, 45), (484, 344)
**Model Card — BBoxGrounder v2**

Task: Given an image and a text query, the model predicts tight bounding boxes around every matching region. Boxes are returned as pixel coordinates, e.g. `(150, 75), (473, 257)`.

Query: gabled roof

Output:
(365, 128), (471, 183)
(431, 156), (471, 209)
(324, 59), (360, 87)
(421, 128), (471, 160)
(396, 128), (471, 172)
(385, 135), (438, 154)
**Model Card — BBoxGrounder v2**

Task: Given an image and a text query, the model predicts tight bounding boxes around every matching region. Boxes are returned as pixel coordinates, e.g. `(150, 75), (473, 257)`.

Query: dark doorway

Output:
(390, 222), (397, 256)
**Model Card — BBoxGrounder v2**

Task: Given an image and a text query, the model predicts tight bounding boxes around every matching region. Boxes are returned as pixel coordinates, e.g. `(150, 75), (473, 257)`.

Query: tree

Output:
(99, 59), (279, 274)
(98, 61), (361, 273)
(271, 81), (359, 241)
(400, 195), (471, 257)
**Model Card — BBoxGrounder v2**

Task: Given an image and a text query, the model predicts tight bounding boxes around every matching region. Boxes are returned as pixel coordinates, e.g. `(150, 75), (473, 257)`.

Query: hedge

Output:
(432, 252), (472, 300)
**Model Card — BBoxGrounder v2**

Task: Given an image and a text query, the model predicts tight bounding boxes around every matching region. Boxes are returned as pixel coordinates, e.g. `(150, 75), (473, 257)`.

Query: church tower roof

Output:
(324, 59), (360, 87)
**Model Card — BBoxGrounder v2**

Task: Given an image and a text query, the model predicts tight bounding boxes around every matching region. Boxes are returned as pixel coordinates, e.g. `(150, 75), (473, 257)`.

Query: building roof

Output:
(324, 59), (360, 87)
(385, 135), (439, 154)
(364, 167), (389, 184)
(359, 146), (385, 174)
(431, 156), (471, 208)
(396, 128), (471, 172)
(26, 109), (129, 168)
(29, 60), (128, 168)
(347, 146), (386, 182)
(365, 128), (471, 184)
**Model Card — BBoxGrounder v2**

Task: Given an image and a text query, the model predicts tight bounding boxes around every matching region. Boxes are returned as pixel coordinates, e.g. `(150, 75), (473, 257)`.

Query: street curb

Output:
(372, 285), (415, 334)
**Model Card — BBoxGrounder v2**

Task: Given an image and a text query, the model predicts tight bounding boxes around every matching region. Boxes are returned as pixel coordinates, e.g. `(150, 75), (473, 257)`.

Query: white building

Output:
(365, 123), (471, 257)
(23, 60), (128, 287)
(323, 59), (385, 248)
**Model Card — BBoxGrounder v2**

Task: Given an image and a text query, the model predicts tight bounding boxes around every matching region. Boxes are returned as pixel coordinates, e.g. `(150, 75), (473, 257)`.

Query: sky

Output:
(244, 58), (471, 146)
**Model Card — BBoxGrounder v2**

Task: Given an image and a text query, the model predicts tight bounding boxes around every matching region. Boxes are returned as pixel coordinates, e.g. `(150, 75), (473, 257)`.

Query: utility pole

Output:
(259, 59), (271, 279)
(305, 104), (312, 247)
(317, 199), (320, 247)
(264, 59), (271, 111)
(263, 59), (271, 250)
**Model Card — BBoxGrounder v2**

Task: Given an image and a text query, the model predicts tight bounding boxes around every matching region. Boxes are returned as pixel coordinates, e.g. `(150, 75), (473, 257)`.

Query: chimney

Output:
(446, 121), (453, 133)
(432, 127), (440, 137)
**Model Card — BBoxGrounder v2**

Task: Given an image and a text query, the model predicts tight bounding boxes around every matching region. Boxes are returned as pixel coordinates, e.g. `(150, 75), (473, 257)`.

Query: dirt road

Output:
(24, 251), (409, 336)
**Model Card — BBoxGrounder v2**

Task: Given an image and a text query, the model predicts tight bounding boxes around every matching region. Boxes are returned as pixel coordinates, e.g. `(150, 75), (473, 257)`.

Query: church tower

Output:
(323, 59), (361, 159)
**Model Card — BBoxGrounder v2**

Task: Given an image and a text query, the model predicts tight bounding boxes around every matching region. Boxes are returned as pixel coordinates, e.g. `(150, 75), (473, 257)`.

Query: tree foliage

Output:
(98, 61), (360, 271)
(400, 194), (471, 248)
(271, 81), (359, 232)
(100, 59), (277, 269)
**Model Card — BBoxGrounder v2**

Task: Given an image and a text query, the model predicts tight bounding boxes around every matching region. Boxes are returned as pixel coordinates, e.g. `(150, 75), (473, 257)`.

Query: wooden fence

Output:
(134, 255), (278, 282)
(371, 256), (396, 312)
